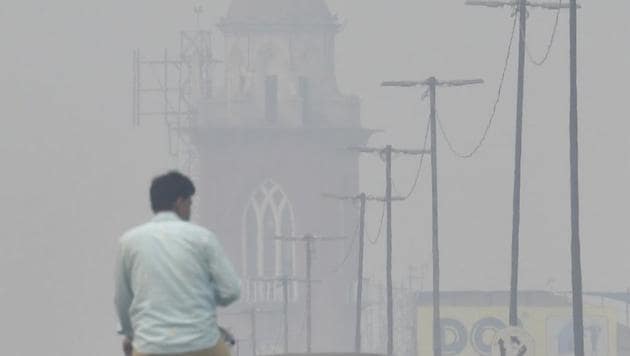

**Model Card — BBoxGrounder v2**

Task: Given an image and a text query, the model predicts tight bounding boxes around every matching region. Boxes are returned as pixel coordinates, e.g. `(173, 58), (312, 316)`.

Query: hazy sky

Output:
(0, 1), (628, 355)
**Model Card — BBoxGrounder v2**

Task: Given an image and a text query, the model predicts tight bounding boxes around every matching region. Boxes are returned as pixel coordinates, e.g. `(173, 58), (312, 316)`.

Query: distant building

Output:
(189, 0), (371, 354)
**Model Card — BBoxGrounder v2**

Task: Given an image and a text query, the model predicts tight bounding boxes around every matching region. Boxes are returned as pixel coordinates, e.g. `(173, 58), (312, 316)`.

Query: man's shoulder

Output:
(180, 222), (222, 249)
(119, 224), (147, 243)
(119, 219), (217, 245)
(178, 221), (215, 238)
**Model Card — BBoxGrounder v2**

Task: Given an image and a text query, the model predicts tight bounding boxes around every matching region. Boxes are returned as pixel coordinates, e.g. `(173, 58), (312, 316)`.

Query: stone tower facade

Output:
(190, 0), (371, 353)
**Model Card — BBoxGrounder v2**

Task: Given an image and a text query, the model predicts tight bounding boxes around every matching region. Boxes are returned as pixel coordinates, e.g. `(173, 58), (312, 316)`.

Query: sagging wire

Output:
(438, 13), (518, 159)
(526, 0), (563, 66)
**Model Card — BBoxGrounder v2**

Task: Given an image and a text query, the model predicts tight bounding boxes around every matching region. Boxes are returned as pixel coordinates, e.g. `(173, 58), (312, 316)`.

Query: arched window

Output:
(241, 180), (296, 278)
(242, 180), (298, 302)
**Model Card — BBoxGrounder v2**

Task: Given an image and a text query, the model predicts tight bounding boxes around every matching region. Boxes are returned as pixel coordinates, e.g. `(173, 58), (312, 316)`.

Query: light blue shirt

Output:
(114, 212), (241, 354)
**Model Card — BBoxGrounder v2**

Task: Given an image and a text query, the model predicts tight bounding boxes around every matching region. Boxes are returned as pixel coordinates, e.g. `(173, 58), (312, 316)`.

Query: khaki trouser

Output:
(133, 339), (230, 356)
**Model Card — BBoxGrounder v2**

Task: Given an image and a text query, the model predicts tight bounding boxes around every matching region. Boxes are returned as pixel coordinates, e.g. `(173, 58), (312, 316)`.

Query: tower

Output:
(136, 0), (372, 353)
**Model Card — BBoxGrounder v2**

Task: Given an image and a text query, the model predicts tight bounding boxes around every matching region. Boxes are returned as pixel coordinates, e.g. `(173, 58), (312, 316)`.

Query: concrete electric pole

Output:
(349, 145), (429, 356)
(568, 0), (584, 354)
(382, 77), (482, 356)
(274, 234), (346, 353)
(323, 192), (403, 352)
(466, 0), (572, 327)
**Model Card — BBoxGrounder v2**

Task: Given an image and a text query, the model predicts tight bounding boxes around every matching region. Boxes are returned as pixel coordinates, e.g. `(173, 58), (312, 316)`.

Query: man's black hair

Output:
(150, 171), (196, 213)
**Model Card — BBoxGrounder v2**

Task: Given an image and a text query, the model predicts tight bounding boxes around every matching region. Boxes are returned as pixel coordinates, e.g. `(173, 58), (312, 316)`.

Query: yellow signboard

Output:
(417, 306), (617, 356)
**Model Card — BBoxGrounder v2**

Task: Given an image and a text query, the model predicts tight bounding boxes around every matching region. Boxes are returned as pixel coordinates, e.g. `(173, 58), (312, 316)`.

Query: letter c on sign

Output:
(471, 317), (507, 355)
(440, 318), (467, 355)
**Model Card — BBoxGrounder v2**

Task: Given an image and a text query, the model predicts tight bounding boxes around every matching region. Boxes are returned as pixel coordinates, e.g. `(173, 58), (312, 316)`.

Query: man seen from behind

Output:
(115, 171), (240, 356)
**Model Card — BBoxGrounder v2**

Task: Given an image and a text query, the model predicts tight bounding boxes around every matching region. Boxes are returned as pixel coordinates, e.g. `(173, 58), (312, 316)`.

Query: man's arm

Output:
(114, 242), (134, 339)
(206, 234), (241, 306)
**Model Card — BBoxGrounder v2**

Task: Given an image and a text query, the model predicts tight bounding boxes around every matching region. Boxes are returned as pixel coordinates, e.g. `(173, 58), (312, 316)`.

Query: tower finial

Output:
(193, 5), (203, 28)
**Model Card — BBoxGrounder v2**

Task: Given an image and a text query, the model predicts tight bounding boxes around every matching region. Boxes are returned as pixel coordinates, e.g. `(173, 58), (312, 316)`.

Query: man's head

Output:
(150, 171), (196, 221)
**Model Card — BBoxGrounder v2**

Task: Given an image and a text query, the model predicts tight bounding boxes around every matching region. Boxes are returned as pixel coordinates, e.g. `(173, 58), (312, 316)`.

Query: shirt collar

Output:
(151, 211), (182, 223)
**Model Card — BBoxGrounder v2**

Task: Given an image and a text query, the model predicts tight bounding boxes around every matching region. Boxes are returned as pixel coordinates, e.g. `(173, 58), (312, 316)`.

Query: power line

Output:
(330, 221), (361, 273)
(322, 193), (401, 247)
(398, 116), (431, 200)
(367, 202), (386, 245)
(526, 0), (563, 66)
(438, 14), (518, 159)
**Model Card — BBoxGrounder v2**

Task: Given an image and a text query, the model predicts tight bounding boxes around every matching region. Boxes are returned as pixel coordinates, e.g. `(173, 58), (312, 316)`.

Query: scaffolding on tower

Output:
(132, 28), (219, 174)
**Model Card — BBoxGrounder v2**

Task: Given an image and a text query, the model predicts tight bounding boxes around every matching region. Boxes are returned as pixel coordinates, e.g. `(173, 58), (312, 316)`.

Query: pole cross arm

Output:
(273, 235), (347, 242)
(381, 81), (424, 87)
(322, 192), (405, 202)
(528, 2), (578, 10)
(466, 0), (519, 7)
(322, 193), (363, 201)
(249, 276), (310, 283)
(348, 146), (430, 155)
(347, 146), (385, 154)
(439, 79), (485, 87)
(309, 237), (347, 241)
(382, 79), (484, 87)
(252, 308), (283, 314)
(393, 148), (432, 155)
(367, 195), (406, 202)
(222, 307), (282, 316)
(465, 0), (577, 9)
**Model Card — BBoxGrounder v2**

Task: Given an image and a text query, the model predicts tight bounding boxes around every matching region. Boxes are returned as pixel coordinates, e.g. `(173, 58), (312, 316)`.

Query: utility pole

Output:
(323, 192), (402, 352)
(355, 193), (367, 353)
(274, 234), (345, 353)
(569, 0), (584, 354)
(323, 192), (367, 353)
(250, 308), (257, 356)
(382, 77), (482, 356)
(349, 145), (429, 356)
(281, 277), (290, 353)
(250, 276), (307, 353)
(385, 145), (393, 356)
(407, 265), (421, 356)
(223, 306), (281, 356)
(245, 307), (282, 356)
(466, 0), (572, 327)
(430, 77), (472, 356)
